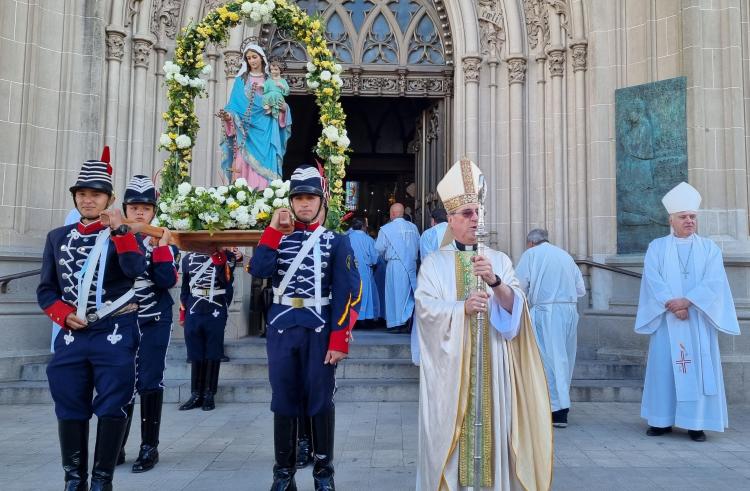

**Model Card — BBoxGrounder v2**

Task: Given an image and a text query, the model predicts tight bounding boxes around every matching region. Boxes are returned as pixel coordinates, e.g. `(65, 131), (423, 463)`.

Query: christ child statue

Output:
(262, 60), (290, 119)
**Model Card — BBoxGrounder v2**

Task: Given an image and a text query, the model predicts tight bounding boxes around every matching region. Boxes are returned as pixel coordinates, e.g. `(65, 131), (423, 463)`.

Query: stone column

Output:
(461, 55), (482, 161)
(131, 35), (154, 176)
(104, 28), (126, 155)
(507, 55), (527, 260)
(547, 46), (566, 247)
(205, 47), (220, 185)
(223, 50), (242, 101)
(153, 44), (168, 178)
(570, 40), (588, 258)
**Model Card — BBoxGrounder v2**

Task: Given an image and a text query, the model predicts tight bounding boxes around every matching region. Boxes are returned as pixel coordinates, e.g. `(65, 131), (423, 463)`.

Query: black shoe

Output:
(311, 409), (336, 491)
(117, 402), (134, 466)
(58, 419), (89, 491)
(202, 360), (221, 411)
(271, 414), (298, 491)
(552, 409), (568, 428)
(132, 390), (162, 473)
(295, 416), (313, 469)
(90, 417), (129, 491)
(179, 361), (205, 410)
(646, 426), (672, 436)
(688, 430), (706, 442)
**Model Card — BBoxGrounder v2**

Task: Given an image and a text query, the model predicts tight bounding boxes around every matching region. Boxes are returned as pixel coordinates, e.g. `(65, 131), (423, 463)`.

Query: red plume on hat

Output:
(100, 146), (112, 175)
(315, 159), (331, 202)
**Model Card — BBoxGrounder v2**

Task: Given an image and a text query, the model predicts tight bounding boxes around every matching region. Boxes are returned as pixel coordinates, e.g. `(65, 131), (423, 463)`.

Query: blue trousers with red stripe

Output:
(266, 325), (336, 417)
(47, 312), (140, 420)
(135, 316), (172, 393)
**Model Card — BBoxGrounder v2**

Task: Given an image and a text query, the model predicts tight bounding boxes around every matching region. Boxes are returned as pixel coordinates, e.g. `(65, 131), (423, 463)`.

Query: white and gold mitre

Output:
(437, 158), (483, 213)
(662, 181), (702, 214)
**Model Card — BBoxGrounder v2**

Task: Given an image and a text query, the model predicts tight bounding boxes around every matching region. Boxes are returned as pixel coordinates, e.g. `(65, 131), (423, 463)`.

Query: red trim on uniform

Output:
(211, 250), (227, 265)
(348, 308), (359, 331)
(294, 220), (320, 231)
(259, 226), (284, 249)
(111, 232), (141, 254)
(328, 327), (351, 354)
(44, 300), (76, 326)
(76, 220), (105, 234)
(179, 304), (186, 323)
(152, 245), (174, 263)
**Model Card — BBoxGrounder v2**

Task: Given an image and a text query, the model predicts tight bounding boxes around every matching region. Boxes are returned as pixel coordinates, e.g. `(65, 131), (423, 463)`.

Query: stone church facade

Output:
(2, 0), (750, 397)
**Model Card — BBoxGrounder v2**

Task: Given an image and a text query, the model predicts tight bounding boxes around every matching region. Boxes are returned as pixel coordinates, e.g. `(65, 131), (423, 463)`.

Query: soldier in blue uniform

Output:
(178, 247), (242, 411)
(37, 147), (147, 491)
(250, 165), (360, 491)
(116, 175), (180, 473)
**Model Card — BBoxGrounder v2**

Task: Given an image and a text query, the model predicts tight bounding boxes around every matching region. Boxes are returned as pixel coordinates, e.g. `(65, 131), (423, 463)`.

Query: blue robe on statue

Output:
(347, 230), (380, 320)
(375, 217), (420, 328)
(220, 75), (292, 184)
(635, 234), (740, 432)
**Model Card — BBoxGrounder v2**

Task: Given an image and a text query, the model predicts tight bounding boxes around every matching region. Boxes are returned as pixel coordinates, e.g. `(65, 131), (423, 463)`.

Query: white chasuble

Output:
(635, 234), (740, 431)
(415, 244), (553, 491)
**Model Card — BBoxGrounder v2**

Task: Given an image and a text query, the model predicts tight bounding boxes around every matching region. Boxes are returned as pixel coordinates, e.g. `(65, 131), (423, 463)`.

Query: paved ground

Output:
(1, 402), (750, 490)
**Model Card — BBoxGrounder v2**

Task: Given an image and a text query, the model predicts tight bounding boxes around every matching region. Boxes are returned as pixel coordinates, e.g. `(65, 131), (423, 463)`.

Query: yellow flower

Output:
(229, 12), (239, 22)
(310, 20), (321, 31)
(229, 201), (240, 210)
(168, 132), (177, 139)
(322, 87), (333, 96)
(257, 211), (270, 220)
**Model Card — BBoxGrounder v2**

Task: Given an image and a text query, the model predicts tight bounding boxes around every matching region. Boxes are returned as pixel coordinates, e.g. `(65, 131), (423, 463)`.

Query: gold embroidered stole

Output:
(456, 251), (494, 487)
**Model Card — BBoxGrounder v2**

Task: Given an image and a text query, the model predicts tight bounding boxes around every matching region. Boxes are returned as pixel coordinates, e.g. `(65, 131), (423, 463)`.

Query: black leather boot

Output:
(116, 402), (134, 465)
(179, 361), (205, 410)
(58, 419), (89, 491)
(270, 414), (298, 491)
(132, 390), (162, 473)
(90, 417), (128, 491)
(311, 408), (336, 491)
(202, 359), (221, 411)
(295, 416), (313, 469)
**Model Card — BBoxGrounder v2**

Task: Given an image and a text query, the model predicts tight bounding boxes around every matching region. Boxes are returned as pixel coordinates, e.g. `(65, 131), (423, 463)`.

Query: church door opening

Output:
(282, 95), (449, 232)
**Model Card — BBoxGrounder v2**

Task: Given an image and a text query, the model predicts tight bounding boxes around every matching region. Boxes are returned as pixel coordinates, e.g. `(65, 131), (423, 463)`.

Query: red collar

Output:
(76, 220), (105, 234)
(294, 220), (320, 231)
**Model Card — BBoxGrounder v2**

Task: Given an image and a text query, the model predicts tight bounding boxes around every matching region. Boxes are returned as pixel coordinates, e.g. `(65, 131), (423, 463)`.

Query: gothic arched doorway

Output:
(260, 0), (453, 231)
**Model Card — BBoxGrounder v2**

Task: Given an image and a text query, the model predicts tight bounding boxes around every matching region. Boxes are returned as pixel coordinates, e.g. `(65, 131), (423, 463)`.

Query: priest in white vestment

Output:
(515, 228), (586, 428)
(415, 159), (552, 491)
(635, 182), (740, 442)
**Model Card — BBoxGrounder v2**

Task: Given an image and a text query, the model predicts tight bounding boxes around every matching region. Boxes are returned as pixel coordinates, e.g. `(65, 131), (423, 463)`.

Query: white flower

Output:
(273, 197), (284, 207)
(241, 2), (253, 13)
(322, 125), (340, 142)
(265, 0), (275, 9)
(281, 198), (290, 207)
(174, 74), (190, 86)
(338, 135), (351, 148)
(270, 179), (284, 188)
(333, 64), (343, 74)
(282, 181), (291, 192)
(249, 11), (262, 22)
(235, 177), (248, 187)
(320, 70), (332, 81)
(331, 74), (342, 87)
(177, 182), (192, 196)
(236, 190), (247, 202)
(255, 201), (272, 213)
(226, 197), (236, 206)
(330, 155), (345, 165)
(217, 185), (229, 195)
(263, 188), (275, 199)
(159, 202), (169, 212)
(275, 188), (286, 198)
(195, 186), (206, 195)
(307, 80), (320, 89)
(201, 65), (212, 75)
(163, 61), (181, 74)
(159, 133), (172, 146)
(165, 72), (175, 81)
(306, 62), (317, 73)
(175, 134), (192, 149)
(173, 218), (190, 230)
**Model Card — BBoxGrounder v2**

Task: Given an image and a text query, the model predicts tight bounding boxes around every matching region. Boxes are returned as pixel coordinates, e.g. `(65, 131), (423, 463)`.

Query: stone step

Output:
(21, 357), (419, 382)
(167, 334), (413, 361)
(572, 359), (644, 380)
(570, 379), (643, 403)
(0, 378), (419, 404)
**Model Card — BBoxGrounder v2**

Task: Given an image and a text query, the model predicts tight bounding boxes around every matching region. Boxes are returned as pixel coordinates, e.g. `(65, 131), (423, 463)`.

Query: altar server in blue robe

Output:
(37, 147), (147, 491)
(347, 218), (379, 322)
(635, 182), (740, 442)
(117, 175), (180, 473)
(375, 203), (420, 331)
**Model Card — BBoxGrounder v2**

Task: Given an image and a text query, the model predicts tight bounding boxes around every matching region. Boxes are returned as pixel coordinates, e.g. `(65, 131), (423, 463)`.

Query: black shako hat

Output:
(289, 165), (325, 199)
(69, 146), (114, 195)
(123, 175), (158, 207)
